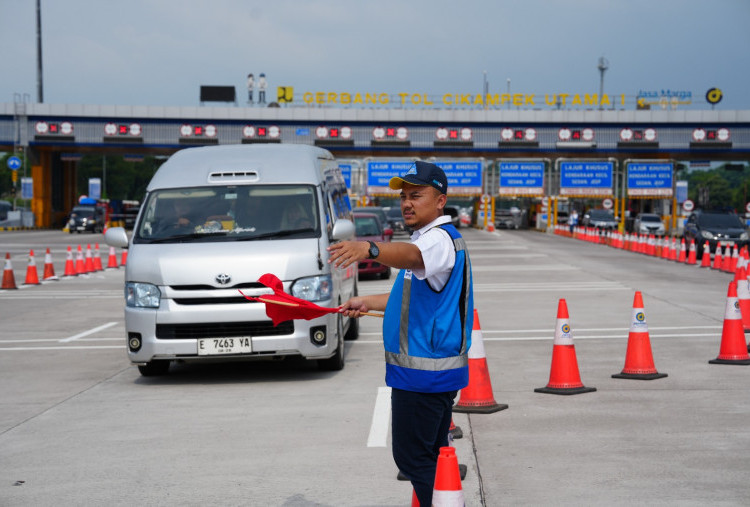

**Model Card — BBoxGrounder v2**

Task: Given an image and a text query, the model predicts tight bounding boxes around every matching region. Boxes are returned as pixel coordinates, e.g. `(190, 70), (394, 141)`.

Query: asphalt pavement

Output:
(1, 228), (749, 506)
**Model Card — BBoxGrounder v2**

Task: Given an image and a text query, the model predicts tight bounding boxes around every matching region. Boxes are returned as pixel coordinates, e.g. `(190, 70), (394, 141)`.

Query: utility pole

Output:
(36, 0), (44, 103)
(597, 57), (608, 111)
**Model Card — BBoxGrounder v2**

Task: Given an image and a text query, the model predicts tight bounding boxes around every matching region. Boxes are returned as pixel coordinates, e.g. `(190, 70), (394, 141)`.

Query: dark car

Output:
(683, 210), (749, 255)
(581, 209), (618, 230)
(384, 206), (406, 234)
(353, 211), (393, 279)
(444, 205), (461, 228)
(67, 205), (105, 233)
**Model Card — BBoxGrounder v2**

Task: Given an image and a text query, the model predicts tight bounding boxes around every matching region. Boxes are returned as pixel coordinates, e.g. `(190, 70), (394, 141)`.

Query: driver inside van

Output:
(281, 201), (313, 230)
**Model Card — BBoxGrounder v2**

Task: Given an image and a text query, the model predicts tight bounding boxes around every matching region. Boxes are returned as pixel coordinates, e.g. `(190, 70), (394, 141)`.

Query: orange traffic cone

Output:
(686, 240), (697, 265)
(75, 245), (85, 274)
(84, 244), (94, 273)
(2, 253), (17, 289)
(669, 237), (677, 261)
(121, 249), (128, 266)
(106, 246), (119, 269)
(431, 447), (464, 507)
(713, 245), (723, 270)
(93, 243), (103, 271)
(736, 267), (750, 331)
(63, 246), (76, 277)
(453, 310), (508, 413)
(411, 489), (419, 507)
(612, 292), (667, 380)
(449, 419), (463, 439)
(730, 245), (739, 273)
(535, 299), (596, 395)
(23, 250), (40, 285)
(42, 248), (58, 281)
(677, 239), (686, 262)
(700, 241), (711, 267)
(721, 245), (732, 272)
(708, 281), (750, 365)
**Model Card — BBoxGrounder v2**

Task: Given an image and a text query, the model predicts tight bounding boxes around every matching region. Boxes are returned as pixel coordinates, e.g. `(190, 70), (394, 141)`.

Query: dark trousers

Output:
(391, 388), (457, 506)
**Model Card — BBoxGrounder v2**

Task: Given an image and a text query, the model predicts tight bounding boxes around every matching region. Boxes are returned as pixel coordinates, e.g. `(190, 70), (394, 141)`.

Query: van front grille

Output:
(156, 321), (294, 339)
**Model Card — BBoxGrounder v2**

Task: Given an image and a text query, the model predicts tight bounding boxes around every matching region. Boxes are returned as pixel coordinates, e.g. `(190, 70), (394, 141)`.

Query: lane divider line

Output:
(59, 322), (118, 343)
(367, 386), (391, 448)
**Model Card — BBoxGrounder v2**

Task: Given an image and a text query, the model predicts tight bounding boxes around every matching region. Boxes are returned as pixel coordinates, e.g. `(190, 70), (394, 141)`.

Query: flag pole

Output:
(255, 296), (384, 318)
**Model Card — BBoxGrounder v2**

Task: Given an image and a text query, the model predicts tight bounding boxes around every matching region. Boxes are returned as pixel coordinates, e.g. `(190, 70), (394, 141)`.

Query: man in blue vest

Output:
(328, 161), (474, 506)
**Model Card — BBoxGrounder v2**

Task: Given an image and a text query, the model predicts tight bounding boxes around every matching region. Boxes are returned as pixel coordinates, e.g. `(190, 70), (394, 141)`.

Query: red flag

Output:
(239, 273), (340, 326)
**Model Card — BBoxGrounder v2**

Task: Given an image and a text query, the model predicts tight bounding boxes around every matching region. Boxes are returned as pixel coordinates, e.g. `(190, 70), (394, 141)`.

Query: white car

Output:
(634, 213), (665, 235)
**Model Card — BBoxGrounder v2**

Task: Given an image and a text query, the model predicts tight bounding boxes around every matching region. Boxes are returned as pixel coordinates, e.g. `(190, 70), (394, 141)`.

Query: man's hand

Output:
(340, 297), (370, 318)
(327, 241), (368, 269)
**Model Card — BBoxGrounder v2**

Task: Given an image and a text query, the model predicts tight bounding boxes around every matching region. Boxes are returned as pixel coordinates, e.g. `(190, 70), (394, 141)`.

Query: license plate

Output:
(719, 240), (735, 246)
(197, 337), (252, 356)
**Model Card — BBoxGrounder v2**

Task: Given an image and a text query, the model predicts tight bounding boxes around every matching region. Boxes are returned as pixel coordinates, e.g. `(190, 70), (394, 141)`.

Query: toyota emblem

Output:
(215, 273), (231, 285)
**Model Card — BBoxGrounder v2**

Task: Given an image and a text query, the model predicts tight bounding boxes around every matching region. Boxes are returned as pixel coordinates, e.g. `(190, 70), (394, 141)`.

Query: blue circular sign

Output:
(7, 156), (21, 170)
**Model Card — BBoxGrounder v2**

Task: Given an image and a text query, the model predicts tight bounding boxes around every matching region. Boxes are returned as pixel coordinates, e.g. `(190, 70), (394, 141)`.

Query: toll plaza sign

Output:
(366, 160), (482, 195)
(559, 160), (614, 196)
(627, 161), (673, 197)
(434, 160), (482, 195)
(498, 160), (545, 196)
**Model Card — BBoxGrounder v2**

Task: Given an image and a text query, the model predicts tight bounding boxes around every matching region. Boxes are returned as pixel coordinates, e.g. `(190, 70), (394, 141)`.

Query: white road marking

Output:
(367, 386), (391, 448)
(59, 322), (119, 343)
(0, 346), (125, 351)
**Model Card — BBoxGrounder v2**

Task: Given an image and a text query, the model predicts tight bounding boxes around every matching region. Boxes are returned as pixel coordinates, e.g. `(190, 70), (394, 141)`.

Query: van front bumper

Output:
(124, 302), (339, 364)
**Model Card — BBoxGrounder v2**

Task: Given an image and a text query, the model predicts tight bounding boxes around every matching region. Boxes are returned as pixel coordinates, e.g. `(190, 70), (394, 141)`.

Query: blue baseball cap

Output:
(389, 161), (448, 194)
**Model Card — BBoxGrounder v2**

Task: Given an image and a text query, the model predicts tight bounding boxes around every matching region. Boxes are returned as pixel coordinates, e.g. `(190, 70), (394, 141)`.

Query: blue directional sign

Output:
(627, 162), (673, 197)
(433, 161), (482, 194)
(498, 161), (545, 195)
(559, 160), (613, 196)
(366, 160), (482, 194)
(7, 156), (21, 170)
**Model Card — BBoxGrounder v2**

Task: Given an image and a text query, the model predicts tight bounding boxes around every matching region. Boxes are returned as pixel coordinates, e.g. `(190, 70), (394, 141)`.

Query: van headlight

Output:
(126, 282), (161, 308)
(701, 231), (714, 240)
(741, 232), (749, 240)
(291, 275), (332, 302)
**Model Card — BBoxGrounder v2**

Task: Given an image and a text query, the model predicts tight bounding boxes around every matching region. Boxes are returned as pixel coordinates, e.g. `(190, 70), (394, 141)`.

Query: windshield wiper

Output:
(234, 228), (316, 241)
(142, 231), (228, 243)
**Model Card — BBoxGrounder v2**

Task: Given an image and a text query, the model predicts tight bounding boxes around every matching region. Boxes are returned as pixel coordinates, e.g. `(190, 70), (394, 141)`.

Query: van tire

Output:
(344, 314), (359, 341)
(138, 360), (171, 376)
(318, 315), (345, 371)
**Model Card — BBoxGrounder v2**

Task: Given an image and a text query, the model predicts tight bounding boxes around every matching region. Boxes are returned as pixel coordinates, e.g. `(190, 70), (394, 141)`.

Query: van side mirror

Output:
(105, 227), (129, 248)
(331, 219), (355, 241)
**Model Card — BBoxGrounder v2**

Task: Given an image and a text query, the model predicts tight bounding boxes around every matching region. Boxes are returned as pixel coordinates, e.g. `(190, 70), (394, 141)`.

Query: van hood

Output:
(126, 238), (326, 287)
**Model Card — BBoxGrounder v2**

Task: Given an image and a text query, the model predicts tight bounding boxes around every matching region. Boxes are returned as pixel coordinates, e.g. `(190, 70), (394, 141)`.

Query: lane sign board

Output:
(559, 160), (613, 196)
(498, 161), (545, 196)
(627, 162), (673, 197)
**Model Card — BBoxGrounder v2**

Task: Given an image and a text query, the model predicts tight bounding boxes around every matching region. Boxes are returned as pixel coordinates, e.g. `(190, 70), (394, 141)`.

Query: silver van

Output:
(105, 144), (358, 376)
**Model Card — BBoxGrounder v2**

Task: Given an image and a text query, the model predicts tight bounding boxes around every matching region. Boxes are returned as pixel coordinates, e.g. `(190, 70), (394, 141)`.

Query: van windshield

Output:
(134, 185), (320, 243)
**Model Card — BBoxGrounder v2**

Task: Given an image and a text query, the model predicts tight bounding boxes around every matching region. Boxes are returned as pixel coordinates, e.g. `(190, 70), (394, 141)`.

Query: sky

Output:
(2, 0), (750, 110)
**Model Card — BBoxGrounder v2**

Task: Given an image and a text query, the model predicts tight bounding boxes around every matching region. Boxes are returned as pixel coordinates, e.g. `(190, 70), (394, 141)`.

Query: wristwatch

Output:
(367, 240), (380, 259)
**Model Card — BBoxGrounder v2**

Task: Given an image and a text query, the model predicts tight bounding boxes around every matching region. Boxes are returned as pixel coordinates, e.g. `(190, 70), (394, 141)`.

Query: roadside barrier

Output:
(2, 253), (17, 289)
(23, 250), (40, 285)
(453, 309), (508, 414)
(535, 299), (596, 395)
(63, 246), (76, 277)
(709, 280), (750, 365)
(42, 248), (58, 281)
(431, 447), (464, 507)
(612, 291), (667, 380)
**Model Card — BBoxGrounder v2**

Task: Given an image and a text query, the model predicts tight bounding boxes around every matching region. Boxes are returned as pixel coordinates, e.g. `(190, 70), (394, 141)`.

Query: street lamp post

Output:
(597, 57), (609, 111)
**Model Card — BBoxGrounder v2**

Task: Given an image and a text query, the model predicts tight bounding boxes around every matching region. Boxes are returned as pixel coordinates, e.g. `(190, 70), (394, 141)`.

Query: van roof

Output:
(148, 144), (335, 191)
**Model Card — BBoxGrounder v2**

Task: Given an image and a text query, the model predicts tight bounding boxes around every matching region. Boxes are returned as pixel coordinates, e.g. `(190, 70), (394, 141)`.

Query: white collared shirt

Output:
(410, 215), (455, 291)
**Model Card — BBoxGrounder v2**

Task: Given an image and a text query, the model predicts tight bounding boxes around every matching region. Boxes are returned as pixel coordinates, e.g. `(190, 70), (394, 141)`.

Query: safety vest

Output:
(383, 223), (473, 393)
